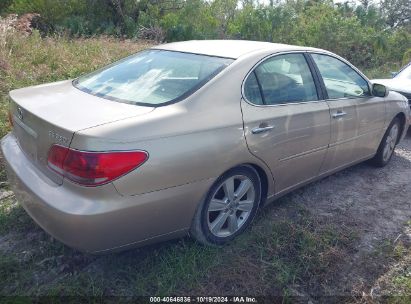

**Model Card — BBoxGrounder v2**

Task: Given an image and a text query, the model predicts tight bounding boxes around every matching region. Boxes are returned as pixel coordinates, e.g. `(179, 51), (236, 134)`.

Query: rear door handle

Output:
(332, 111), (347, 119)
(252, 125), (275, 134)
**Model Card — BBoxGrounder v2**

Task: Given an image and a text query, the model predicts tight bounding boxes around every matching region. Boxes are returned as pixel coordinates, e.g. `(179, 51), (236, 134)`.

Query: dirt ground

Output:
(280, 129), (411, 299)
(0, 131), (410, 301)
(193, 129), (411, 300)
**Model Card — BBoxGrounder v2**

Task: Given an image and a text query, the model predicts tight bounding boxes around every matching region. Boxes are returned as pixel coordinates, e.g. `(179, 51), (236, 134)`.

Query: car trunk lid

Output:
(9, 80), (154, 185)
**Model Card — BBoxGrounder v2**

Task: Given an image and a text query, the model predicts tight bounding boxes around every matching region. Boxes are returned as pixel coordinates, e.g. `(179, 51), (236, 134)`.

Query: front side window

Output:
(311, 53), (371, 99)
(74, 50), (233, 106)
(244, 53), (318, 105)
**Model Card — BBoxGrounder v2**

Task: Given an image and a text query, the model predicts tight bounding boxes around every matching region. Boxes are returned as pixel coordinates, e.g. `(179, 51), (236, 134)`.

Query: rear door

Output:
(309, 53), (385, 174)
(241, 52), (330, 193)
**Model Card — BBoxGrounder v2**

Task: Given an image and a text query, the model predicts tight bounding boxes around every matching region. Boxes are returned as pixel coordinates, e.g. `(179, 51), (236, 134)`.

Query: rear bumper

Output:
(1, 133), (213, 253)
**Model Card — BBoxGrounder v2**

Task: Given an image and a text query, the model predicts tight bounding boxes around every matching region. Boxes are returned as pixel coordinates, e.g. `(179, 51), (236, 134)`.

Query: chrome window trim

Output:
(308, 51), (373, 101)
(241, 50), (324, 108)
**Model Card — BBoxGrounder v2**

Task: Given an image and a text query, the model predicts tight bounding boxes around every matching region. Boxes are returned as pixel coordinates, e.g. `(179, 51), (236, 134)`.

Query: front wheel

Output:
(190, 166), (261, 245)
(371, 118), (401, 167)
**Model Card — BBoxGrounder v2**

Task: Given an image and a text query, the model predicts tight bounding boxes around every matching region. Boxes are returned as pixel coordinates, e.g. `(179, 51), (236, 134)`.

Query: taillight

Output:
(7, 109), (13, 128)
(47, 145), (148, 186)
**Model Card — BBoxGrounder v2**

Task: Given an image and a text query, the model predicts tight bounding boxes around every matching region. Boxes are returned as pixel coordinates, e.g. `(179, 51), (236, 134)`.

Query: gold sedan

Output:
(2, 40), (410, 253)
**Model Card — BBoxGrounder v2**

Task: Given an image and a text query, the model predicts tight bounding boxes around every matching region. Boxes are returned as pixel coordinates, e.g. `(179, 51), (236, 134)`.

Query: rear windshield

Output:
(74, 50), (233, 106)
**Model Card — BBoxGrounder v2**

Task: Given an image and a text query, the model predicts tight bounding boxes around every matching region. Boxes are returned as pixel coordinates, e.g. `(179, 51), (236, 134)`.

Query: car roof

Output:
(152, 40), (324, 59)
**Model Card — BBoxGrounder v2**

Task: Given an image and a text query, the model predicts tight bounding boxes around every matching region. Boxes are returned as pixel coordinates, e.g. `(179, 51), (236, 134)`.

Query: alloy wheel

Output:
(207, 175), (256, 238)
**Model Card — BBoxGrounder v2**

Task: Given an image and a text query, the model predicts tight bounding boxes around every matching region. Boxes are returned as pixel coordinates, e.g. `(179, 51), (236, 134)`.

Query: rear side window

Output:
(311, 53), (371, 99)
(244, 72), (263, 105)
(244, 53), (318, 105)
(74, 50), (233, 106)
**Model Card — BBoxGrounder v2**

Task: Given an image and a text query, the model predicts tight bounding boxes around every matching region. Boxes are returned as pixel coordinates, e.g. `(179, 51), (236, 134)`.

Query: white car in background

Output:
(372, 62), (411, 108)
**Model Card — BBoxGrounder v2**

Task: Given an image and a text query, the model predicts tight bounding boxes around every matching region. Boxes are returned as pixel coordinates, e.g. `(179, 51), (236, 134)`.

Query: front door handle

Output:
(252, 125), (275, 134)
(332, 111), (347, 119)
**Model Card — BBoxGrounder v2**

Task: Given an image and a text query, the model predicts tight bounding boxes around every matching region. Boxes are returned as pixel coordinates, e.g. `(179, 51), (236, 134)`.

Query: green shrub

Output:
(2, 0), (409, 77)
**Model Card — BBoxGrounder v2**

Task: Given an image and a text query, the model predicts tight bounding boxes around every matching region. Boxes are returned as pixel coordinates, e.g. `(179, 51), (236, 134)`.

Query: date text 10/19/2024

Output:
(150, 297), (258, 303)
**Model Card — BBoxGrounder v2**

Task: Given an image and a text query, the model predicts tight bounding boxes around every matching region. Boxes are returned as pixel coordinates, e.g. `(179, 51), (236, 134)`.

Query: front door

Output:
(309, 53), (385, 174)
(241, 53), (330, 194)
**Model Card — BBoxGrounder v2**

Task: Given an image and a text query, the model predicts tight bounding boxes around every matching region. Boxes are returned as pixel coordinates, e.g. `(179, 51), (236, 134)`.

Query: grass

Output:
(376, 222), (411, 303)
(0, 204), (354, 297)
(43, 241), (221, 297)
(0, 30), (152, 141)
(366, 221), (411, 303)
(374, 246), (411, 304)
(0, 193), (357, 297)
(0, 196), (33, 234)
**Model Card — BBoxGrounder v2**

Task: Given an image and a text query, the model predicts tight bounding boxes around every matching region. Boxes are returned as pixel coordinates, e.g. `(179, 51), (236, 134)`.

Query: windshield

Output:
(74, 50), (233, 106)
(396, 63), (411, 80)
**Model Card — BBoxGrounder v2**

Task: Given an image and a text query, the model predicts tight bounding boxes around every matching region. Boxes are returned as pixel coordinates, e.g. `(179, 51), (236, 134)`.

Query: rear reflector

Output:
(47, 145), (148, 186)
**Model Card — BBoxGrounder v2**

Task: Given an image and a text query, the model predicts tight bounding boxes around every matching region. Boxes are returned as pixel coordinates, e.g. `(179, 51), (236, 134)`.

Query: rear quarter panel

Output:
(70, 53), (275, 197)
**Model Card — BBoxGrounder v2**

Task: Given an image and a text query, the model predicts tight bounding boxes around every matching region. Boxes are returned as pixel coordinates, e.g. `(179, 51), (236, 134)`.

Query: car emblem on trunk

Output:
(49, 130), (69, 145)
(17, 107), (23, 120)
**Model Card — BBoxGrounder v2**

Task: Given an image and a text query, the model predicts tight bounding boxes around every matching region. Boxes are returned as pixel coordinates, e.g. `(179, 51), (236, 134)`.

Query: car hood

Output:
(371, 78), (411, 94)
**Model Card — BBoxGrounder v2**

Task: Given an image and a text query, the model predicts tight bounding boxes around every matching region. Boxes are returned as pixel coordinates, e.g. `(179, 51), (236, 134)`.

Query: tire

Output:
(371, 117), (401, 167)
(190, 165), (261, 246)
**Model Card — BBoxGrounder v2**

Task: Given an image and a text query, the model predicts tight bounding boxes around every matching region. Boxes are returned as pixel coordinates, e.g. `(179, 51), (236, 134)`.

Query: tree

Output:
(380, 0), (411, 28)
(0, 0), (13, 14)
(211, 0), (237, 38)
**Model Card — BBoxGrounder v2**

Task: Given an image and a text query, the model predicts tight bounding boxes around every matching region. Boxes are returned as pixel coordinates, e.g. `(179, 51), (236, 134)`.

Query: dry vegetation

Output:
(0, 20), (153, 138)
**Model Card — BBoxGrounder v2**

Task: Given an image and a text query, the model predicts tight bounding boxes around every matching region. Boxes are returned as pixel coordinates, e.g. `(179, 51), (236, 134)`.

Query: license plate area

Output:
(13, 116), (38, 162)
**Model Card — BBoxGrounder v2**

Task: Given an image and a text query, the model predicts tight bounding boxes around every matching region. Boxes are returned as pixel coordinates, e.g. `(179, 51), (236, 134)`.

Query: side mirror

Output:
(391, 71), (397, 78)
(372, 83), (388, 97)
